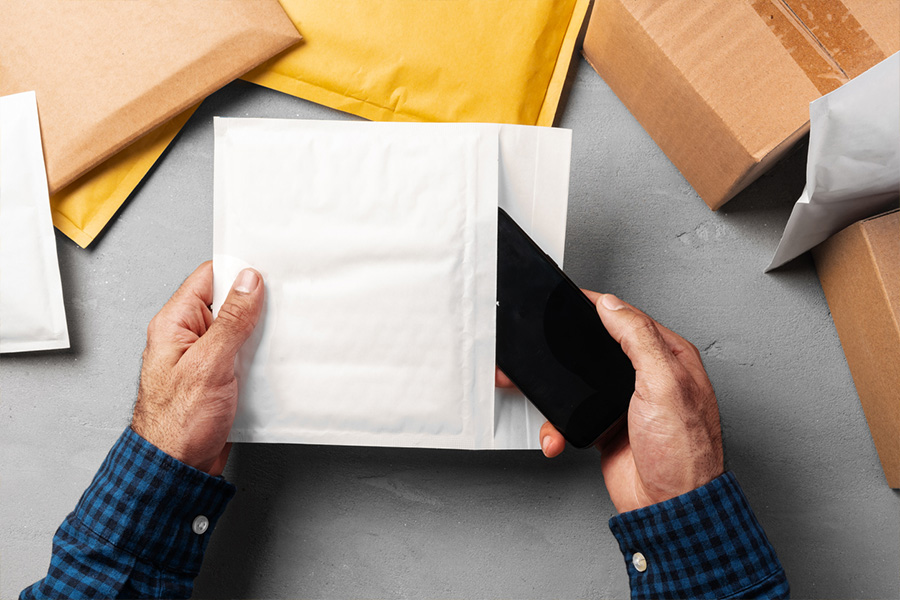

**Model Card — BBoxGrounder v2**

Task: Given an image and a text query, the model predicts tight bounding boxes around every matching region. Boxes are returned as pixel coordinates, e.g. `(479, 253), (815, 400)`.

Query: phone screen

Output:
(496, 208), (635, 448)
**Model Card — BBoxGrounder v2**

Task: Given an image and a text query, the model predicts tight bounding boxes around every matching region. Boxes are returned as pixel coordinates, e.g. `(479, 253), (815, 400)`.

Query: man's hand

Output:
(520, 291), (724, 514)
(131, 261), (264, 476)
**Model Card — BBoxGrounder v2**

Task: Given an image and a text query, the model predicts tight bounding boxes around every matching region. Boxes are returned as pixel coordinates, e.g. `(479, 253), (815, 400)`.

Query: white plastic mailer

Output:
(767, 52), (900, 271)
(213, 119), (571, 449)
(0, 91), (69, 353)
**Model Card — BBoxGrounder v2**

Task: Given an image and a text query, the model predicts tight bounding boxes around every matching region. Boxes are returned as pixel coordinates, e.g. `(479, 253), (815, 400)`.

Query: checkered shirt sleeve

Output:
(20, 427), (235, 599)
(609, 471), (789, 599)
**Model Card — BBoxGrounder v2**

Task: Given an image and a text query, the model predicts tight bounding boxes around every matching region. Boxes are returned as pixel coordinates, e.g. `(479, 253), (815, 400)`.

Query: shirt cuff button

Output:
(192, 515), (210, 535)
(632, 552), (647, 573)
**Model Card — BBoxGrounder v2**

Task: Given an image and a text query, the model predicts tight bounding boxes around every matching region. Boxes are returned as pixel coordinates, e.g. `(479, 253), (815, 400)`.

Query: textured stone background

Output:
(3, 58), (898, 598)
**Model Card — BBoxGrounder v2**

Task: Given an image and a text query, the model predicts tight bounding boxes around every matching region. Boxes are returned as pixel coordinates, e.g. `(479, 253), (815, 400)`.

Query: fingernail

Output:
(233, 269), (259, 294)
(541, 436), (551, 455)
(601, 294), (626, 311)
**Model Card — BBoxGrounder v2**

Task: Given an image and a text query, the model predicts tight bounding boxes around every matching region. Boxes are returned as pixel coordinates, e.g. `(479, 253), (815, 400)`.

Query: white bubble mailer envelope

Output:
(213, 119), (570, 449)
(0, 91), (69, 353)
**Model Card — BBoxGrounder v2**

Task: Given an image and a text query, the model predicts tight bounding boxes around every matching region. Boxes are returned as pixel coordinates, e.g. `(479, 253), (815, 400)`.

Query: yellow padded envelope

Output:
(243, 0), (590, 125)
(50, 106), (197, 248)
(56, 0), (587, 247)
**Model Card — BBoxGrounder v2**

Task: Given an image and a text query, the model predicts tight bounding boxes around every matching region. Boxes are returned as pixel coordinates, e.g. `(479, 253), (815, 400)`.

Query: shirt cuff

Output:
(71, 427), (236, 576)
(608, 472), (787, 599)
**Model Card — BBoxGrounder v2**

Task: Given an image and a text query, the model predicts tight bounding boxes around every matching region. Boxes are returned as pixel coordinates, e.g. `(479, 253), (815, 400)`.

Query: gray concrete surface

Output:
(2, 58), (898, 599)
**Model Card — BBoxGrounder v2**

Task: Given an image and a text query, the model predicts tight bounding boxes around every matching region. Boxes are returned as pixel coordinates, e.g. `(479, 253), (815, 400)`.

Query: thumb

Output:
(198, 269), (265, 368)
(594, 293), (677, 376)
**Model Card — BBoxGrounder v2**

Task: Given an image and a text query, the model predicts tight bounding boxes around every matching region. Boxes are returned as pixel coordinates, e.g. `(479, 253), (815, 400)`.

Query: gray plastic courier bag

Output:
(0, 91), (69, 353)
(767, 52), (900, 271)
(213, 119), (571, 449)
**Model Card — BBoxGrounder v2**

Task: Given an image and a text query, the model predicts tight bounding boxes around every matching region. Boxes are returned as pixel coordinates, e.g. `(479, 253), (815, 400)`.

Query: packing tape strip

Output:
(751, 0), (885, 95)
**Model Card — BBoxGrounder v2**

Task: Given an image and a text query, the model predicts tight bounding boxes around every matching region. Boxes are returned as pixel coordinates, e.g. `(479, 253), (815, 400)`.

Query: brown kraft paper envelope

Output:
(0, 0), (301, 194)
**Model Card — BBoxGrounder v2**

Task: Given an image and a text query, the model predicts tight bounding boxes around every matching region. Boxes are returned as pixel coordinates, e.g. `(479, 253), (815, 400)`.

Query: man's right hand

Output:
(131, 262), (265, 477)
(537, 292), (724, 514)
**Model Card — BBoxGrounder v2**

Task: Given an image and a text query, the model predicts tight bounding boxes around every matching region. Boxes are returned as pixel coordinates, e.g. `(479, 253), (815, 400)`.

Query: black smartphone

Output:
(496, 208), (635, 448)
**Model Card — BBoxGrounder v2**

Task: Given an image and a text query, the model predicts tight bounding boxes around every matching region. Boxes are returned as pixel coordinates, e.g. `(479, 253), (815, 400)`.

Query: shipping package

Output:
(243, 0), (589, 126)
(813, 211), (900, 488)
(213, 119), (571, 449)
(0, 92), (68, 353)
(768, 53), (899, 270)
(49, 106), (198, 248)
(51, 0), (587, 249)
(583, 0), (900, 209)
(0, 0), (301, 246)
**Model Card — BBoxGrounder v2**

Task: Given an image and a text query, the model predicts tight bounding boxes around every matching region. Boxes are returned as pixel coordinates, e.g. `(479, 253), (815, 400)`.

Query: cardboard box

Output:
(583, 0), (900, 209)
(813, 210), (900, 488)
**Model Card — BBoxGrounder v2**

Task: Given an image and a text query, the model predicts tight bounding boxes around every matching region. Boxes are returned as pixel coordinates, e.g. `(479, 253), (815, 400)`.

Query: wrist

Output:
(131, 415), (230, 476)
(608, 472), (788, 599)
(637, 467), (726, 511)
(131, 414), (178, 458)
(130, 414), (200, 471)
(76, 427), (236, 576)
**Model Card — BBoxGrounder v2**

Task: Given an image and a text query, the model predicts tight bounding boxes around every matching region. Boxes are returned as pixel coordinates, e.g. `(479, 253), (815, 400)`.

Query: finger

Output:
(585, 291), (687, 359)
(539, 421), (566, 458)
(598, 296), (689, 358)
(581, 289), (602, 304)
(156, 262), (214, 322)
(495, 367), (516, 389)
(651, 320), (710, 384)
(597, 297), (709, 385)
(586, 291), (690, 359)
(594, 294), (680, 376)
(194, 269), (265, 377)
(170, 261), (215, 309)
(145, 262), (216, 365)
(611, 298), (708, 384)
(649, 320), (694, 357)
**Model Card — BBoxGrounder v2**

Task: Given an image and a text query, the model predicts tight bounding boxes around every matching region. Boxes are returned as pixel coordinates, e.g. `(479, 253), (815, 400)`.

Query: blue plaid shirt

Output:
(22, 428), (788, 599)
(609, 472), (789, 599)
(20, 428), (234, 599)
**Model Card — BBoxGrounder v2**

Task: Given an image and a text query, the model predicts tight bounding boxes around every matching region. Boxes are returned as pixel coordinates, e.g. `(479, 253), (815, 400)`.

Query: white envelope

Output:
(0, 91), (69, 353)
(767, 52), (900, 272)
(213, 119), (570, 449)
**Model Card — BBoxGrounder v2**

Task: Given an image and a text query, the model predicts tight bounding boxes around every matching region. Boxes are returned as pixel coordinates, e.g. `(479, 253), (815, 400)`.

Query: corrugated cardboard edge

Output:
(720, 120), (810, 208)
(582, 0), (756, 209)
(536, 0), (591, 127)
(50, 105), (199, 248)
(813, 209), (900, 488)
